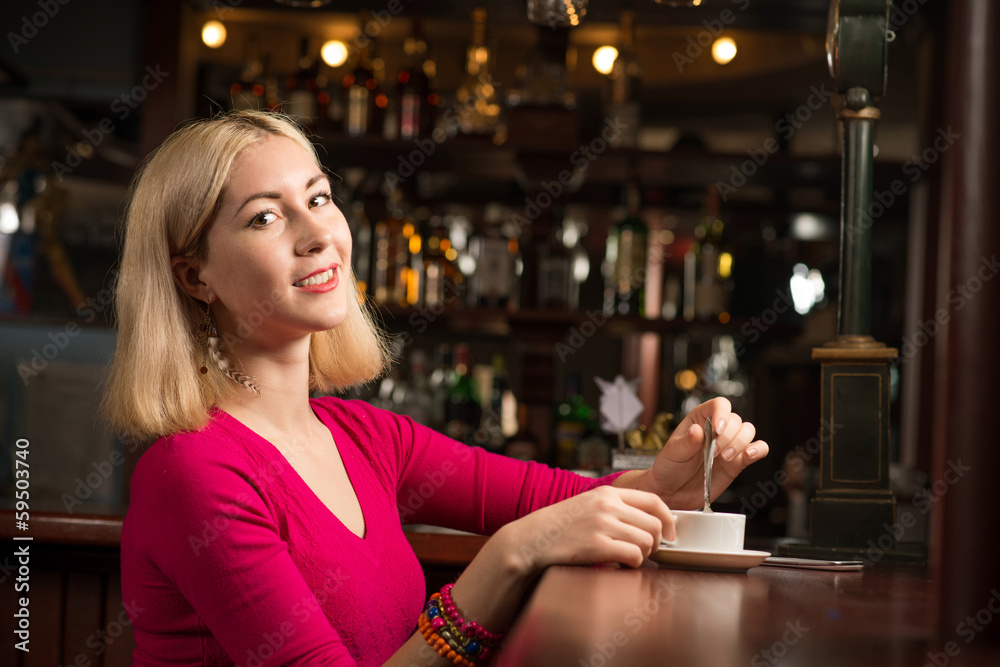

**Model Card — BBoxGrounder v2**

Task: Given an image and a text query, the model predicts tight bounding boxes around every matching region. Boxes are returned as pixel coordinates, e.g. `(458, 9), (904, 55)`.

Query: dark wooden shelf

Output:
(374, 303), (800, 342)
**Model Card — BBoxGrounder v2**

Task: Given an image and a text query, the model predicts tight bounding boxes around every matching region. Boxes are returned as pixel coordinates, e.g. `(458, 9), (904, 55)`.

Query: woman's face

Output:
(197, 135), (352, 347)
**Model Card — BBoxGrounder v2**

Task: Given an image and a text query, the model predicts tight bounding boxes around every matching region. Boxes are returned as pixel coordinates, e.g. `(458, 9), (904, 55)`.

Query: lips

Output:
(293, 264), (338, 287)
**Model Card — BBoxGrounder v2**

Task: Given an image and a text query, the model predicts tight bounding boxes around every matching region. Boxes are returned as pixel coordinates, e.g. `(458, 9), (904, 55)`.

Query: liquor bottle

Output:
(429, 343), (453, 430)
(343, 20), (378, 137)
(480, 353), (514, 453)
(285, 37), (318, 124)
(684, 185), (731, 320)
(505, 403), (540, 462)
(230, 33), (264, 111)
(397, 14), (438, 141)
(553, 372), (592, 469)
(422, 214), (461, 309)
(605, 181), (648, 316)
(565, 214), (591, 311)
(346, 192), (372, 298)
(454, 7), (502, 137)
(469, 203), (515, 309)
(373, 185), (410, 306)
(506, 25), (575, 110)
(403, 206), (424, 307)
(537, 209), (572, 309)
(603, 11), (641, 148)
(444, 344), (483, 445)
(397, 349), (436, 426)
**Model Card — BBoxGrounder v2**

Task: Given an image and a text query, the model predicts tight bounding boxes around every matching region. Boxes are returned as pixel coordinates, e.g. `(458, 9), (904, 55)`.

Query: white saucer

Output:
(650, 547), (771, 572)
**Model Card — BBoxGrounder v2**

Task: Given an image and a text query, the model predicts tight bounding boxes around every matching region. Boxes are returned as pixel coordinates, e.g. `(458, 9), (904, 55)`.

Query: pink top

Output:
(122, 396), (620, 666)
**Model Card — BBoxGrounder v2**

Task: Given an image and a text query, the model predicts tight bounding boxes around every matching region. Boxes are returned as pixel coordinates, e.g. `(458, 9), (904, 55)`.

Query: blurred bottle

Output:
(344, 17), (379, 137)
(398, 349), (436, 426)
(373, 185), (410, 306)
(455, 7), (502, 138)
(506, 25), (575, 111)
(537, 209), (572, 310)
(684, 185), (731, 320)
(480, 353), (516, 453)
(397, 14), (438, 141)
(505, 403), (540, 461)
(553, 372), (592, 469)
(346, 192), (372, 298)
(230, 33), (265, 111)
(285, 36), (318, 125)
(422, 214), (461, 309)
(469, 203), (515, 309)
(604, 181), (648, 316)
(403, 206), (424, 306)
(444, 344), (483, 445)
(603, 11), (641, 148)
(429, 343), (454, 430)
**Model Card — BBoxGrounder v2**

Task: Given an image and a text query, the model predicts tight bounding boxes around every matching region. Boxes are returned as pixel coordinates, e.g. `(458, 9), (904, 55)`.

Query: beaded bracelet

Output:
(419, 585), (505, 665)
(418, 612), (478, 667)
(440, 584), (504, 647)
(426, 596), (495, 663)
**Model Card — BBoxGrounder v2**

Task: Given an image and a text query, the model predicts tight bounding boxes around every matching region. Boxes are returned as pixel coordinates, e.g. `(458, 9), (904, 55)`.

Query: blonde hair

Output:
(103, 110), (391, 441)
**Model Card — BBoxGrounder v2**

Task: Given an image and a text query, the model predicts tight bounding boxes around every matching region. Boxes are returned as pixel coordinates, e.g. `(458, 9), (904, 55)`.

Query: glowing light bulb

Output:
(592, 45), (618, 75)
(711, 36), (737, 65)
(321, 40), (348, 67)
(201, 21), (226, 49)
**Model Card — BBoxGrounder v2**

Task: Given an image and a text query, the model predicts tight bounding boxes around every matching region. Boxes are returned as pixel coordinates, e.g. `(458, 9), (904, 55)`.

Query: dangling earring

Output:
(197, 299), (261, 394)
(198, 300), (217, 375)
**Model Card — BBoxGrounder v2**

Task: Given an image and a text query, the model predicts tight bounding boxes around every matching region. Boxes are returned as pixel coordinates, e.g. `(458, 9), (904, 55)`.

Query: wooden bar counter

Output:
(497, 563), (1000, 667)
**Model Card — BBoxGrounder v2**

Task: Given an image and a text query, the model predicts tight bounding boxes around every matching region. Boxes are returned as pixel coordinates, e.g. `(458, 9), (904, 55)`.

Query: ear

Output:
(170, 254), (213, 302)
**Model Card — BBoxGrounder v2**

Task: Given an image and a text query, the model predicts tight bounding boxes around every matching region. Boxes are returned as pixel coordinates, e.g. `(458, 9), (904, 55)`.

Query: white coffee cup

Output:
(660, 510), (746, 553)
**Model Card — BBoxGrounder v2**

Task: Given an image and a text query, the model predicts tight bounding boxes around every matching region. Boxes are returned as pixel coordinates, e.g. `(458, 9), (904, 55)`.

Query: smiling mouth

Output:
(293, 267), (336, 287)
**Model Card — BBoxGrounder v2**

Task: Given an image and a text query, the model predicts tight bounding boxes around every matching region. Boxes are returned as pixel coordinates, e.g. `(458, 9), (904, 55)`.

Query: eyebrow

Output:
(235, 174), (329, 214)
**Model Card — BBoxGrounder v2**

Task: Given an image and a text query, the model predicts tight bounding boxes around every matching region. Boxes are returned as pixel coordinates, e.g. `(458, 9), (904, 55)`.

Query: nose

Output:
(293, 207), (338, 256)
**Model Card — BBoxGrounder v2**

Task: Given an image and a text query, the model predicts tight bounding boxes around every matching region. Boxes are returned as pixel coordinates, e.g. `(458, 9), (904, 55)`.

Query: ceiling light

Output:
(712, 36), (737, 65)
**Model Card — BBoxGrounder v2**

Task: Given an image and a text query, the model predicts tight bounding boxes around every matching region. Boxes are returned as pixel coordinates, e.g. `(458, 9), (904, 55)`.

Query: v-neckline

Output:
(215, 401), (373, 544)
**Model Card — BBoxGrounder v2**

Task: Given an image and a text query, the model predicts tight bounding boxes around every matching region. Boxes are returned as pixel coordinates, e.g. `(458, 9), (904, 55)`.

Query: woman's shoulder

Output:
(131, 412), (251, 485)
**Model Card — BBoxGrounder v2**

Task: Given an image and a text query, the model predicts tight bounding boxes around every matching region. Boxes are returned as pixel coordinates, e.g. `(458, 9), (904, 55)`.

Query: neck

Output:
(214, 335), (322, 450)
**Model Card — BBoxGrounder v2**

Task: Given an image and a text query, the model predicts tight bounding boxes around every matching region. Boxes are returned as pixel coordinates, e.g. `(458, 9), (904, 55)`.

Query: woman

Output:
(106, 110), (768, 666)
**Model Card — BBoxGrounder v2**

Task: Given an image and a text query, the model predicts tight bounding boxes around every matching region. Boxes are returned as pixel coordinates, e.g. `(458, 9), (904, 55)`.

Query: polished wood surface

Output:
(498, 563), (1000, 667)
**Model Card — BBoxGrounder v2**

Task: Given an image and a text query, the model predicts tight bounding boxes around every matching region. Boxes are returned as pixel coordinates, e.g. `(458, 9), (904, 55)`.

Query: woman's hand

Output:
(495, 486), (677, 576)
(635, 397), (769, 510)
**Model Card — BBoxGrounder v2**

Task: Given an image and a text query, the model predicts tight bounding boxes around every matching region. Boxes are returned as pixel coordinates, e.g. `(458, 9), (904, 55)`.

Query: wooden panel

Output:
(22, 569), (63, 667)
(61, 571), (105, 667)
(101, 574), (135, 667)
(404, 532), (487, 566)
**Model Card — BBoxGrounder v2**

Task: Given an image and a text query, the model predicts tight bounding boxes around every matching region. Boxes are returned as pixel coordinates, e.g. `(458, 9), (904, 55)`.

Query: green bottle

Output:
(553, 372), (592, 469)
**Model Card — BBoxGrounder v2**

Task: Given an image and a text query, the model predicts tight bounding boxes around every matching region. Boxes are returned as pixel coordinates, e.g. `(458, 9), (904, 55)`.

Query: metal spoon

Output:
(703, 417), (716, 513)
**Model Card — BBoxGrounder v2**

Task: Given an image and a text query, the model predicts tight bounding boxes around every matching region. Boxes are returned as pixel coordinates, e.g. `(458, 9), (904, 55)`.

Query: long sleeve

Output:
(322, 398), (623, 534)
(123, 433), (360, 666)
